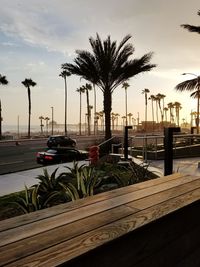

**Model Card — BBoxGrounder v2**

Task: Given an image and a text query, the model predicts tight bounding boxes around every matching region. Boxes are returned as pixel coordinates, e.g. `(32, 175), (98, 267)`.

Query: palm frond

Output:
(175, 78), (198, 91)
(181, 24), (200, 34)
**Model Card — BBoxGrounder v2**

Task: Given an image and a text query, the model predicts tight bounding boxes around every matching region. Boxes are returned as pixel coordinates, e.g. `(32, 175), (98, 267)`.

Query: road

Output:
(0, 135), (104, 174)
(0, 140), (46, 174)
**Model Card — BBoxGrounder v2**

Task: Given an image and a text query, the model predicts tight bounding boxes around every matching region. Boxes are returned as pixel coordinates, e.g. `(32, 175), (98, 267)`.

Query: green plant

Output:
(13, 185), (41, 213)
(60, 163), (100, 200)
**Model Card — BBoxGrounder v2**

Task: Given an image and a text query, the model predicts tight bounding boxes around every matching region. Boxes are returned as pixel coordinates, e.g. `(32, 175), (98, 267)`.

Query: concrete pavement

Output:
(0, 161), (89, 197)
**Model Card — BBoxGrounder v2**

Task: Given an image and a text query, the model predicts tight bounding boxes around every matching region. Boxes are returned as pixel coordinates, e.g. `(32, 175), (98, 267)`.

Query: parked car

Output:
(47, 135), (76, 148)
(36, 148), (88, 165)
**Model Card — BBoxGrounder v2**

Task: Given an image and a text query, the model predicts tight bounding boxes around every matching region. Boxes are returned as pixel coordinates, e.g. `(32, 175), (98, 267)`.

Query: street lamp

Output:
(51, 107), (54, 135)
(182, 73), (200, 134)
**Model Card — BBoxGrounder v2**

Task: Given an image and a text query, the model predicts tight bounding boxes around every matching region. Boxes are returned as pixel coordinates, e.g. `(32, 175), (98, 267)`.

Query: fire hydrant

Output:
(89, 145), (99, 165)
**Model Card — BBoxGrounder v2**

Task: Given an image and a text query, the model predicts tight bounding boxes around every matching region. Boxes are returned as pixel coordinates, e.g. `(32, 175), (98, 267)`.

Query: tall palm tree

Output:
(156, 93), (165, 124)
(81, 83), (92, 135)
(142, 88), (150, 132)
(21, 78), (37, 138)
(163, 107), (168, 122)
(39, 116), (44, 135)
(59, 70), (71, 135)
(0, 74), (8, 139)
(76, 86), (85, 135)
(44, 117), (50, 135)
(62, 34), (156, 140)
(176, 10), (200, 132)
(175, 76), (200, 132)
(149, 94), (156, 132)
(173, 102), (182, 126)
(122, 82), (130, 126)
(167, 102), (174, 124)
(127, 112), (133, 125)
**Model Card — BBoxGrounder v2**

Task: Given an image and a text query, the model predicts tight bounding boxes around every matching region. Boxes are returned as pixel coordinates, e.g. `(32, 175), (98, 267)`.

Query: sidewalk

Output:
(149, 157), (200, 176)
(0, 161), (89, 197)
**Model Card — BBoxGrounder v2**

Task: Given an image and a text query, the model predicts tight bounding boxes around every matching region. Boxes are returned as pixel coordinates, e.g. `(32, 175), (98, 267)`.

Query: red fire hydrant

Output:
(89, 145), (99, 165)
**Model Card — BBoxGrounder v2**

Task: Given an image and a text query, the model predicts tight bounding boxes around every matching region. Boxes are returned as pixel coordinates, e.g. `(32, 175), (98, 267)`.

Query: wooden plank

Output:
(4, 187), (200, 267)
(0, 173), (183, 232)
(1, 174), (197, 246)
(65, 200), (200, 267)
(127, 178), (200, 210)
(2, 180), (199, 265)
(0, 205), (138, 266)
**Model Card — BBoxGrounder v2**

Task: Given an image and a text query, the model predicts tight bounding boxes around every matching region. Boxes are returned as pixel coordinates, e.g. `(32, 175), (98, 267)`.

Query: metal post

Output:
(51, 107), (54, 135)
(124, 126), (133, 160)
(164, 127), (180, 176)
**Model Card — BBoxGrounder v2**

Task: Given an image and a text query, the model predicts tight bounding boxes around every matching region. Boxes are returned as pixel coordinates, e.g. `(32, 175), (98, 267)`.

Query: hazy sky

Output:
(0, 0), (200, 128)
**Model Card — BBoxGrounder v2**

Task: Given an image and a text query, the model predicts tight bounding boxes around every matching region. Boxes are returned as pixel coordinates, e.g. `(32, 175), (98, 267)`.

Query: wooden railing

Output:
(1, 173), (200, 266)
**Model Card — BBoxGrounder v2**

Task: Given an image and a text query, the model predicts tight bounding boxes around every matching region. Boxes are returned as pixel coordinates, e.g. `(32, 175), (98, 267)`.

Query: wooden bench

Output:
(1, 173), (200, 267)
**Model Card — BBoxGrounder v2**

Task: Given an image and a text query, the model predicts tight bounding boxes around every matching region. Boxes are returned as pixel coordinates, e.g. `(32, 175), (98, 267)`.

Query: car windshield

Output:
(46, 150), (57, 154)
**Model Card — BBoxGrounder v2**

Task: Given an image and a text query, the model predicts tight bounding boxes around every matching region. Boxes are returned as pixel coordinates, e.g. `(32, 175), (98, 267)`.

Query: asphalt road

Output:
(0, 135), (104, 174)
(0, 140), (46, 174)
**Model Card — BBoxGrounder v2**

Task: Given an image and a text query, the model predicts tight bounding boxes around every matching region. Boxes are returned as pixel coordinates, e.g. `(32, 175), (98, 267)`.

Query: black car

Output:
(36, 148), (88, 165)
(47, 135), (76, 148)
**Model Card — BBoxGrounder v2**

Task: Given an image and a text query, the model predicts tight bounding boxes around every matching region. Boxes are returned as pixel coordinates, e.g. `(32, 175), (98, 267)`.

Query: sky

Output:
(0, 0), (200, 128)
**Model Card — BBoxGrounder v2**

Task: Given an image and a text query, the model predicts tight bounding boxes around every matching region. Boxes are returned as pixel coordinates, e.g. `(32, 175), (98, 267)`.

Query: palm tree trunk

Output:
(86, 90), (90, 135)
(0, 100), (2, 139)
(64, 77), (67, 135)
(151, 99), (154, 132)
(93, 84), (96, 134)
(79, 91), (82, 135)
(27, 87), (31, 138)
(104, 90), (112, 140)
(197, 82), (200, 134)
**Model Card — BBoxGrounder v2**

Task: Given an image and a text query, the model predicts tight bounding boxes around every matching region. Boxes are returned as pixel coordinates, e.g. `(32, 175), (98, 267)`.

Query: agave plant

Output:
(13, 184), (61, 213)
(13, 185), (41, 213)
(60, 162), (100, 200)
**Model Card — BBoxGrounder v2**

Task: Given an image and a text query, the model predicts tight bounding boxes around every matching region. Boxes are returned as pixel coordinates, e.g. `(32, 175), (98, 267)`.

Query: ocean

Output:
(2, 124), (80, 134)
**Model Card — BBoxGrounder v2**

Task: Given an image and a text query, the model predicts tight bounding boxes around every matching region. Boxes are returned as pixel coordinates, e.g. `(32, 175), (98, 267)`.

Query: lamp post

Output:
(182, 73), (200, 134)
(51, 107), (54, 135)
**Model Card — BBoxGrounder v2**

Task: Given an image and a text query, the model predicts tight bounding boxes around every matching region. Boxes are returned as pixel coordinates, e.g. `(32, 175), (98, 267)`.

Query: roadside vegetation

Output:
(0, 159), (158, 221)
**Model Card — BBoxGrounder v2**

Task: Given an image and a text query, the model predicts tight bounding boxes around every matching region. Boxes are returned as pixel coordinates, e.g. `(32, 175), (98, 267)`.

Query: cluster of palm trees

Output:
(38, 116), (50, 135)
(2, 11), (200, 141)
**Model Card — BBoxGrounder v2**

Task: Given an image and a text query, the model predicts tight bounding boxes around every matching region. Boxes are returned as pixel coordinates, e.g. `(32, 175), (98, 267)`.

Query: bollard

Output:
(124, 126), (133, 160)
(164, 127), (180, 176)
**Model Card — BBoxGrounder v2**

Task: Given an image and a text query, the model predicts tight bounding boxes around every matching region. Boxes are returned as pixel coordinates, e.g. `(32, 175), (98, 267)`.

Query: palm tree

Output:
(44, 117), (50, 135)
(81, 83), (92, 135)
(127, 113), (133, 125)
(122, 82), (130, 126)
(167, 102), (174, 124)
(149, 95), (156, 132)
(59, 70), (71, 135)
(156, 93), (165, 124)
(173, 102), (182, 126)
(115, 113), (120, 130)
(163, 107), (168, 122)
(62, 34), (156, 140)
(39, 116), (44, 135)
(175, 76), (200, 132)
(142, 88), (150, 132)
(76, 86), (85, 135)
(0, 74), (8, 139)
(21, 78), (37, 138)
(176, 10), (200, 132)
